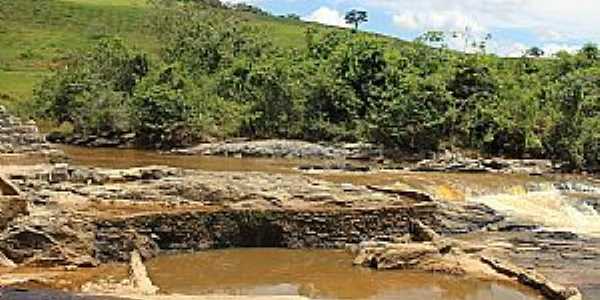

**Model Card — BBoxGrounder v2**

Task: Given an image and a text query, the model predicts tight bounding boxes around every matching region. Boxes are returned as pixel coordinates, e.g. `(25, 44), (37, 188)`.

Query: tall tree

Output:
(580, 43), (599, 60)
(524, 46), (545, 58)
(345, 10), (368, 31)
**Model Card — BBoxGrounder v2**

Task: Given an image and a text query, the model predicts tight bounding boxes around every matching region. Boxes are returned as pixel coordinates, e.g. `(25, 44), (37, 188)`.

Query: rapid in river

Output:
(470, 185), (600, 238)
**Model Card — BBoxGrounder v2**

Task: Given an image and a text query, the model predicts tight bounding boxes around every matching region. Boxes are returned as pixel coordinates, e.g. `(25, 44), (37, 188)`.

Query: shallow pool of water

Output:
(60, 145), (304, 173)
(146, 249), (542, 300)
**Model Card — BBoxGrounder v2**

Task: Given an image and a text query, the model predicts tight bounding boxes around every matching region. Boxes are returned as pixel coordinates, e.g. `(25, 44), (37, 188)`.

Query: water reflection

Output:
(60, 145), (302, 173)
(146, 249), (542, 300)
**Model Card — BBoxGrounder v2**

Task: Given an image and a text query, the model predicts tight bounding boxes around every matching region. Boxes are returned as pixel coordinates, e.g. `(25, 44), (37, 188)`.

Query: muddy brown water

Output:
(146, 249), (543, 300)
(59, 145), (546, 197)
(60, 145), (303, 174)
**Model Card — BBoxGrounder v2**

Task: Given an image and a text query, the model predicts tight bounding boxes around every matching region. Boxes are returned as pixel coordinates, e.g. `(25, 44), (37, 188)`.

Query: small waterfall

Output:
(469, 184), (600, 237)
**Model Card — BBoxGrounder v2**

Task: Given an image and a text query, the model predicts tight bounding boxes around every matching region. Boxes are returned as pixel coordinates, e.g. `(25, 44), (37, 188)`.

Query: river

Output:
(4, 145), (597, 299)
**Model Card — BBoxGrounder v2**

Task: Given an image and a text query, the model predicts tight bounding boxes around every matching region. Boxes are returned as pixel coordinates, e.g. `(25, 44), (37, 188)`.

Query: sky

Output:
(222, 0), (600, 57)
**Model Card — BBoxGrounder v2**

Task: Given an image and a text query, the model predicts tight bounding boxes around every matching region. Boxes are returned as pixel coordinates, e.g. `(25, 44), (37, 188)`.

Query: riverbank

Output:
(0, 113), (597, 299)
(1, 158), (598, 299)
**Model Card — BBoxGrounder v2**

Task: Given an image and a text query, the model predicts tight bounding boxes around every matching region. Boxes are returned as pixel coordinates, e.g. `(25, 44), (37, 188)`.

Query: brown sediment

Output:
(0, 263), (128, 291)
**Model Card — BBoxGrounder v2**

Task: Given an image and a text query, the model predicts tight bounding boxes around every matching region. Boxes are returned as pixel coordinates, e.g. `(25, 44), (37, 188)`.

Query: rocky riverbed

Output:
(1, 107), (599, 300)
(1, 161), (598, 299)
(48, 128), (560, 176)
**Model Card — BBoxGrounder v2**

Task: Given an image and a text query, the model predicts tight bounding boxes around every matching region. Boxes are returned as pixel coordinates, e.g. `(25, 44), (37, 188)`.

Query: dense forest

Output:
(18, 0), (600, 171)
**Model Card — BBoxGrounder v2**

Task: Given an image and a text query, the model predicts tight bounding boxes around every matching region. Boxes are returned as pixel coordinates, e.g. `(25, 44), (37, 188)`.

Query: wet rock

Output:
(0, 106), (53, 154)
(495, 223), (541, 232)
(554, 182), (600, 194)
(298, 163), (371, 172)
(412, 151), (553, 175)
(437, 202), (504, 234)
(408, 219), (439, 242)
(481, 256), (582, 300)
(0, 287), (127, 300)
(46, 131), (66, 143)
(354, 231), (583, 300)
(128, 250), (159, 295)
(50, 131), (137, 149)
(88, 138), (121, 148)
(367, 185), (435, 202)
(0, 250), (16, 268)
(535, 231), (580, 241)
(176, 139), (349, 159)
(0, 226), (59, 263)
(49, 164), (70, 183)
(0, 213), (97, 268)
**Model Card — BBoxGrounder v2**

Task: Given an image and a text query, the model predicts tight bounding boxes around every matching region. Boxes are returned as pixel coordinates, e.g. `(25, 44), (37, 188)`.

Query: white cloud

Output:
(346, 0), (599, 55)
(303, 7), (351, 28)
(223, 0), (599, 56)
(392, 14), (419, 30)
(495, 42), (528, 57)
(542, 43), (580, 56)
(393, 10), (485, 33)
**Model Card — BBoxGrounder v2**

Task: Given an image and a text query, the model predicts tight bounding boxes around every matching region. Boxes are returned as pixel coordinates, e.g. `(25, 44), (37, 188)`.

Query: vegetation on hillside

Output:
(3, 0), (600, 171)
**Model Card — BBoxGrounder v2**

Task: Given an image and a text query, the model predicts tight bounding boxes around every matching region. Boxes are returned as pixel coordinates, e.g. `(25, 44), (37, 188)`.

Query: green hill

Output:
(1, 0), (599, 171)
(0, 0), (354, 103)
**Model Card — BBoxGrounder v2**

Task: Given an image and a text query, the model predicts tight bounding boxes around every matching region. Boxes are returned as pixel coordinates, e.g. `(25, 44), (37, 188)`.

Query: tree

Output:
(580, 43), (599, 60)
(344, 10), (368, 31)
(524, 46), (545, 58)
(31, 38), (149, 134)
(131, 66), (192, 148)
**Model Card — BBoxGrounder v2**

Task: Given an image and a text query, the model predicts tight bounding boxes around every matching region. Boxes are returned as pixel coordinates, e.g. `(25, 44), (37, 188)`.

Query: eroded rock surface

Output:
(353, 224), (582, 300)
(0, 106), (52, 154)
(174, 139), (383, 160)
(0, 161), (598, 300)
(412, 150), (554, 175)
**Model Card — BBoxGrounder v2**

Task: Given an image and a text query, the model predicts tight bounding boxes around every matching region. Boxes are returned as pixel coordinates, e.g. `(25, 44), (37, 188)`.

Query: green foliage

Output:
(157, 7), (272, 76)
(31, 38), (148, 135)
(130, 66), (192, 148)
(524, 46), (545, 58)
(230, 3), (271, 16)
(372, 73), (453, 150)
(546, 67), (600, 169)
(19, 0), (600, 171)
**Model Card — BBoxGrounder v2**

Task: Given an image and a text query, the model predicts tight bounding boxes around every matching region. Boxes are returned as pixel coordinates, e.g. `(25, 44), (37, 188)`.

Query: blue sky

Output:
(224, 0), (600, 57)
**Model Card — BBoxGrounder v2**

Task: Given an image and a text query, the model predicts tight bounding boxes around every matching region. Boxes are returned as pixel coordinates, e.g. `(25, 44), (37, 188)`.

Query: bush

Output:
(131, 66), (193, 148)
(31, 37), (149, 135)
(546, 67), (600, 169)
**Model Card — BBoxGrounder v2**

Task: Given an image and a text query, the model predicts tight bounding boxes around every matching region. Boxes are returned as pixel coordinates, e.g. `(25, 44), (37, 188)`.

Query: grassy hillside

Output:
(0, 0), (324, 105)
(0, 0), (148, 101)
